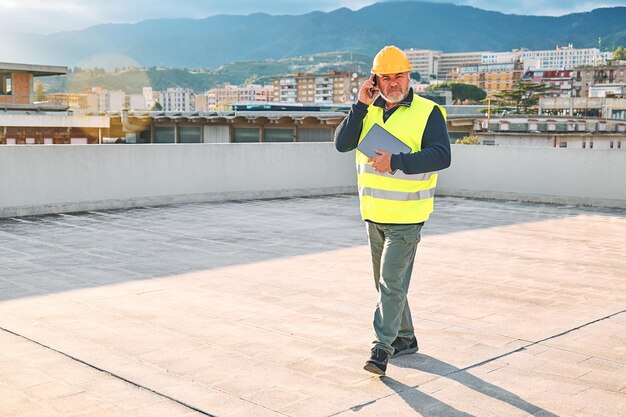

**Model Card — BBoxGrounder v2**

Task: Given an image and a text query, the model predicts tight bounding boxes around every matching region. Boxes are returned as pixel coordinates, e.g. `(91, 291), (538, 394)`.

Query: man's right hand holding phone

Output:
(358, 74), (379, 106)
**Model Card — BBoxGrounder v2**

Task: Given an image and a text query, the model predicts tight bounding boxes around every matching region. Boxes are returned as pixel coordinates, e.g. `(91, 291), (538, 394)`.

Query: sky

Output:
(0, 0), (625, 35)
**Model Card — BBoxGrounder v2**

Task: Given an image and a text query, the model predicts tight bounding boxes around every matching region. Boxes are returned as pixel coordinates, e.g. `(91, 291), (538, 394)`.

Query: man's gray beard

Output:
(380, 90), (408, 104)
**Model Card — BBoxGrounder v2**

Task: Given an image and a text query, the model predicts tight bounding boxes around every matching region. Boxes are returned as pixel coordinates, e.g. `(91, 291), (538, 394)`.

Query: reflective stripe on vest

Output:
(357, 163), (434, 181)
(359, 186), (436, 201)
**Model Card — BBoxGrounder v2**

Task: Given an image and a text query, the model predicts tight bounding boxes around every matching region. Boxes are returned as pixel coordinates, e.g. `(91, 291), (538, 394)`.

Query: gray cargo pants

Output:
(366, 221), (422, 356)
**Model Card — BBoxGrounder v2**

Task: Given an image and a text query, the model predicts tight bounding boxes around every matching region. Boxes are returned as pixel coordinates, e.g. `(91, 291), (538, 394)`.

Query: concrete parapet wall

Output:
(438, 145), (626, 209)
(0, 143), (356, 217)
(1, 143), (625, 217)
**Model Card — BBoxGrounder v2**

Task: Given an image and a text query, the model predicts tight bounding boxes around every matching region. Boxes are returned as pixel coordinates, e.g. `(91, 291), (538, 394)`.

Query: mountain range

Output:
(2, 1), (625, 70)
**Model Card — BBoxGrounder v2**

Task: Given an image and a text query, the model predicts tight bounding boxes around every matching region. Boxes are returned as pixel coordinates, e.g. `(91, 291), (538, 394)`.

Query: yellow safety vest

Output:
(356, 94), (446, 224)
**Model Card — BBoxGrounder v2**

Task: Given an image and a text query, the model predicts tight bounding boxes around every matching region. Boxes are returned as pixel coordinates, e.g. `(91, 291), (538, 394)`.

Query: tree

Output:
(34, 82), (46, 102)
(613, 46), (626, 60)
(491, 81), (549, 114)
(426, 82), (486, 104)
(455, 135), (481, 145)
(410, 71), (421, 82)
(150, 102), (162, 111)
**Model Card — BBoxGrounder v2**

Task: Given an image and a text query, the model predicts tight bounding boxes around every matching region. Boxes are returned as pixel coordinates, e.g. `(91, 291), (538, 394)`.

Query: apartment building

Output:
(404, 49), (494, 80)
(523, 69), (575, 97)
(521, 44), (611, 70)
(196, 84), (273, 111)
(405, 49), (442, 80)
(46, 88), (147, 112)
(575, 62), (626, 97)
(438, 52), (485, 80)
(407, 45), (613, 82)
(155, 88), (194, 112)
(482, 51), (522, 65)
(272, 71), (358, 104)
(451, 62), (524, 96)
(46, 92), (97, 110)
(482, 45), (610, 71)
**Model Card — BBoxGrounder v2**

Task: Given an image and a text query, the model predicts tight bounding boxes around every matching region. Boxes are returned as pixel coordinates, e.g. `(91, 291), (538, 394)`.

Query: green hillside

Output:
(40, 51), (372, 94)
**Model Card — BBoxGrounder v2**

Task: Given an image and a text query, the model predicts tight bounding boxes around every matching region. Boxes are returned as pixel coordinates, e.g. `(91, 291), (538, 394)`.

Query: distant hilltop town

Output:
(1, 43), (625, 148)
(22, 44), (623, 114)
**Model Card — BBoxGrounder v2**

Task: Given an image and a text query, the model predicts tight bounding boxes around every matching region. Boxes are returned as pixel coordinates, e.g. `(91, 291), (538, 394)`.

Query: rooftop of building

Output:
(0, 62), (67, 76)
(1, 194), (624, 417)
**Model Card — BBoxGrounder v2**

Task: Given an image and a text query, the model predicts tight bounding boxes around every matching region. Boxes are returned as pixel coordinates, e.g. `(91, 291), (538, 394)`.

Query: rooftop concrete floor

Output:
(0, 195), (625, 417)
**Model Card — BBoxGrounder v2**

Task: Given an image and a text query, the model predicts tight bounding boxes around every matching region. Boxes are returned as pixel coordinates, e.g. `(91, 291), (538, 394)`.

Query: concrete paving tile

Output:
(115, 399), (206, 417)
(0, 388), (40, 417)
(574, 387), (626, 416)
(46, 391), (111, 415)
(245, 386), (309, 411)
(14, 410), (66, 417)
(221, 406), (289, 417)
(22, 381), (86, 401)
(575, 369), (626, 393)
(1, 196), (625, 417)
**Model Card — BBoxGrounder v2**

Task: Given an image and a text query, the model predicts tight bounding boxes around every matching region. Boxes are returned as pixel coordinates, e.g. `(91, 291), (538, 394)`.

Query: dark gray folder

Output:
(357, 123), (411, 158)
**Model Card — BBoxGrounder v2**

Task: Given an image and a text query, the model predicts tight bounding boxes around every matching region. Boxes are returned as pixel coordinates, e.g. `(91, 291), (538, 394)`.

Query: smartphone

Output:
(369, 74), (378, 98)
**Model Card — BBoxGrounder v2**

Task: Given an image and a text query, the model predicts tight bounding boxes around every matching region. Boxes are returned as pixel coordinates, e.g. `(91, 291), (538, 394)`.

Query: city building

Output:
(45, 92), (98, 111)
(408, 45), (613, 82)
(271, 71), (361, 104)
(523, 69), (575, 97)
(1, 62), (66, 108)
(472, 115), (626, 149)
(575, 62), (626, 97)
(451, 62), (525, 96)
(482, 51), (523, 65)
(521, 44), (611, 70)
(438, 52), (485, 80)
(589, 84), (626, 98)
(405, 49), (442, 80)
(196, 84), (273, 111)
(45, 89), (147, 112)
(143, 87), (156, 109)
(111, 110), (347, 144)
(155, 88), (194, 112)
(539, 96), (626, 119)
(0, 62), (109, 144)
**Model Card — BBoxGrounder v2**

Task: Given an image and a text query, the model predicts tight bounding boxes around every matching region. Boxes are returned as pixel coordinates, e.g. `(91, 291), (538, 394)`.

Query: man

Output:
(334, 45), (451, 376)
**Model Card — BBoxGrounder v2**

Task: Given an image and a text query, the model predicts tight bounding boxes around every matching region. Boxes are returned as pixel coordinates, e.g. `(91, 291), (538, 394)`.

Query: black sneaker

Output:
(391, 336), (419, 358)
(363, 348), (389, 376)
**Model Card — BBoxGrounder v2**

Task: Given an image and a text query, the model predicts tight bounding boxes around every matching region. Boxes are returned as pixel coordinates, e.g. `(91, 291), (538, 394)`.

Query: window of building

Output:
(611, 110), (626, 120)
(264, 128), (294, 142)
(610, 141), (614, 149)
(618, 142), (622, 149)
(178, 126), (201, 143)
(154, 126), (176, 143)
(582, 142), (586, 149)
(297, 128), (331, 142)
(0, 73), (12, 95)
(233, 127), (260, 143)
(559, 142), (567, 148)
(589, 141), (593, 149)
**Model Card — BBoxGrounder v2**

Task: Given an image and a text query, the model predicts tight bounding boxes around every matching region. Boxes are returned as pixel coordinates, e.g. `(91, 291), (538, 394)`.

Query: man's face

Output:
(377, 72), (410, 104)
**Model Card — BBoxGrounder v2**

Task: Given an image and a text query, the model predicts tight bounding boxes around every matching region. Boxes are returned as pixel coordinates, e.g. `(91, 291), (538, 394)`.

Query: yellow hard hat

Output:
(371, 45), (412, 75)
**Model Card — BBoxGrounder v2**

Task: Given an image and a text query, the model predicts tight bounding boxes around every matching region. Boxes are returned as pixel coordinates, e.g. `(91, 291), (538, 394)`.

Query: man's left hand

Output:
(369, 149), (392, 173)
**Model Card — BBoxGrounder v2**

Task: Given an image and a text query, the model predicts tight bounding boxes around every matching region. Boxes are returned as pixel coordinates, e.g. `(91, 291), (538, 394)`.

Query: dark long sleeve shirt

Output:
(334, 89), (451, 174)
